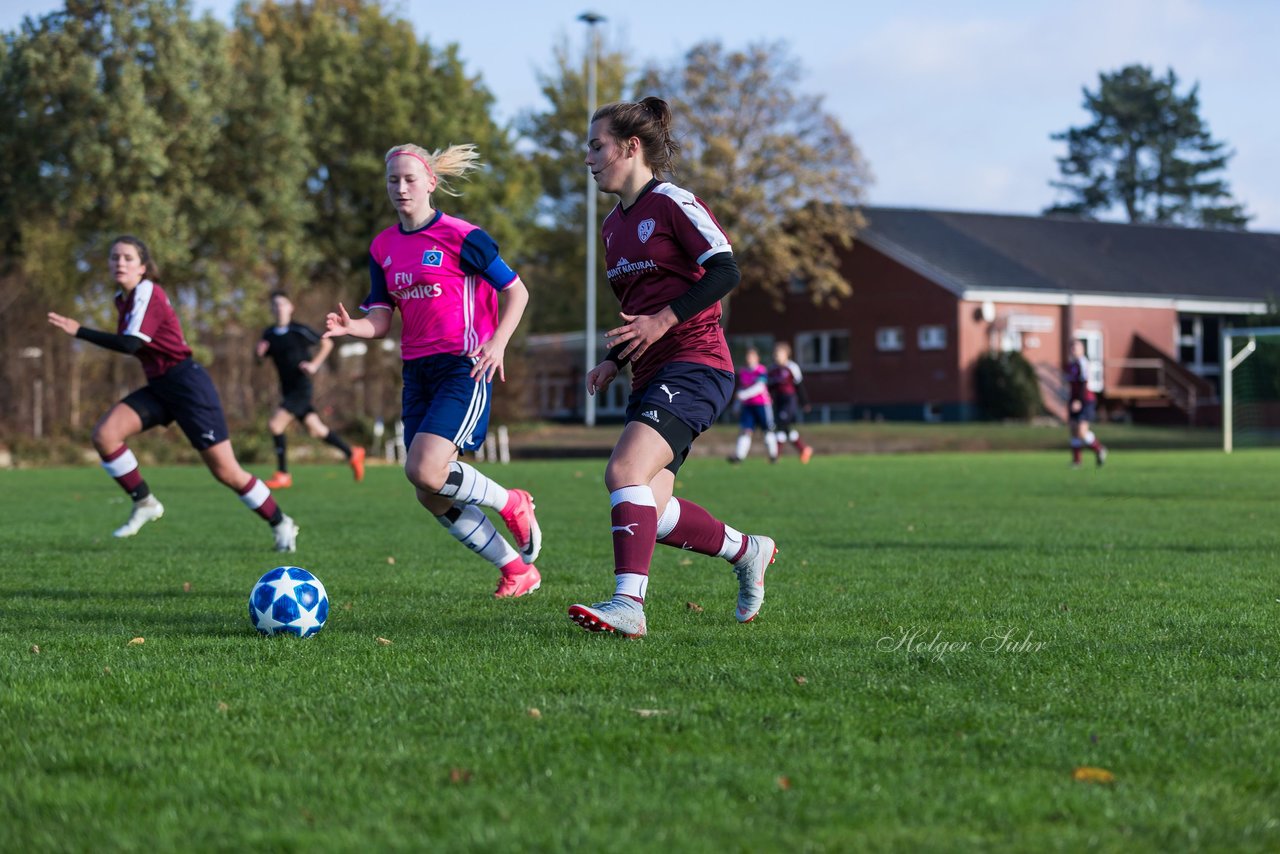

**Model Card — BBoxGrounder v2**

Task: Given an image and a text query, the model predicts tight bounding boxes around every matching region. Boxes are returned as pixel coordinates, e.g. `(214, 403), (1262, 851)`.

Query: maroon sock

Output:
(1071, 445), (1082, 464)
(610, 486), (657, 585)
(100, 445), (150, 501)
(794, 438), (809, 453)
(238, 476), (284, 525)
(657, 498), (727, 557)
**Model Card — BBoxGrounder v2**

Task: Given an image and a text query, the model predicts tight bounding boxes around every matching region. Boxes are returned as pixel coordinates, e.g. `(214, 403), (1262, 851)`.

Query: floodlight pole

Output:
(580, 11), (605, 426)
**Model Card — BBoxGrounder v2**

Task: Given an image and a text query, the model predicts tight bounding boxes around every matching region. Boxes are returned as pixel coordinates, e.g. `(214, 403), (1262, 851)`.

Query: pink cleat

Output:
(498, 488), (542, 564)
(495, 559), (541, 599)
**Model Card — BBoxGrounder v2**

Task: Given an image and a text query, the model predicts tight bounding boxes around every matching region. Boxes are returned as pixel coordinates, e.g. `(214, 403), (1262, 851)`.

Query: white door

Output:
(1074, 329), (1104, 393)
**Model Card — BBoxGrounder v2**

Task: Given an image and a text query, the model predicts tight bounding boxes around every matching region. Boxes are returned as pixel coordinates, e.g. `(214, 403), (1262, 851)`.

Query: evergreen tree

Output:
(1046, 64), (1249, 229)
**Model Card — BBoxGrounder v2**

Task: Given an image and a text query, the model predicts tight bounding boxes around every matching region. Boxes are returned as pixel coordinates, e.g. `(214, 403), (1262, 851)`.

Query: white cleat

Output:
(113, 497), (165, 538)
(732, 535), (777, 623)
(568, 596), (647, 638)
(273, 515), (299, 553)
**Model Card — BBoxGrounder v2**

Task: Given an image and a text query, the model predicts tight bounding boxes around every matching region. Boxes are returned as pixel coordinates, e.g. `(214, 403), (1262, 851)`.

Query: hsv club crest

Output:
(637, 218), (656, 243)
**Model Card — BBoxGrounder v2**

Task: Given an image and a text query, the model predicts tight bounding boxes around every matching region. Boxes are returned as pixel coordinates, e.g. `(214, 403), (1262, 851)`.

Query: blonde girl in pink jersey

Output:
(568, 98), (777, 638)
(325, 143), (543, 598)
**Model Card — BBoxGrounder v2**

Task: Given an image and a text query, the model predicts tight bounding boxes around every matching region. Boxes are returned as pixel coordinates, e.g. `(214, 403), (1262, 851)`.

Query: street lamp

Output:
(579, 10), (605, 426)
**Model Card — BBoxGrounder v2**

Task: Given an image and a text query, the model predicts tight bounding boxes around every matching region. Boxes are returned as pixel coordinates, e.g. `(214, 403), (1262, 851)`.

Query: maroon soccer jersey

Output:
(601, 180), (734, 389)
(115, 280), (193, 379)
(1066, 356), (1096, 403)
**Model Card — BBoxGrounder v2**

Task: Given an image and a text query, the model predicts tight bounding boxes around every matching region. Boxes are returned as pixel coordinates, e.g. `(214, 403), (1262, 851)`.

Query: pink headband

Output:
(386, 149), (435, 180)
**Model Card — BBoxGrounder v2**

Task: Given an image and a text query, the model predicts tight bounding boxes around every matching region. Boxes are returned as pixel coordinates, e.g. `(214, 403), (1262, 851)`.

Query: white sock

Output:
(436, 504), (519, 569)
(438, 461), (509, 510)
(718, 525), (745, 561)
(764, 432), (779, 458)
(614, 572), (649, 601)
(1084, 431), (1097, 445)
(655, 498), (680, 539)
(735, 434), (751, 460)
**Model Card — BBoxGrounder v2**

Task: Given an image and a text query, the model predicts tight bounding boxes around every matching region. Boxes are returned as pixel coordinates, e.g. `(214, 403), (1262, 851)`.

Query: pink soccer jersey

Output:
(362, 211), (518, 360)
(737, 365), (771, 405)
(601, 180), (734, 389)
(115, 280), (193, 379)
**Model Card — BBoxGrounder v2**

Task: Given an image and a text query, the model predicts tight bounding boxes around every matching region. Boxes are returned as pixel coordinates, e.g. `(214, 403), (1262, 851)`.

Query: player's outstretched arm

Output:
(323, 303), (390, 340)
(47, 312), (81, 337)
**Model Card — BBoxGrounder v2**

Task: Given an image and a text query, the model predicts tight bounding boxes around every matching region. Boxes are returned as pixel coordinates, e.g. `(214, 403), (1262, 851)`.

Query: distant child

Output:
(1066, 338), (1107, 467)
(256, 290), (365, 488)
(728, 346), (778, 463)
(767, 341), (813, 463)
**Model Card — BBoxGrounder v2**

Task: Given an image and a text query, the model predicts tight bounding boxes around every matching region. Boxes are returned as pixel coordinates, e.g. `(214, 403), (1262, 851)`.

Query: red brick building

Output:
(726, 208), (1280, 423)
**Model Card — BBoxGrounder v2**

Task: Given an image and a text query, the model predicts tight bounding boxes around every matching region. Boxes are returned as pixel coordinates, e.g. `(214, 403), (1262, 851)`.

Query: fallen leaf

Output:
(631, 708), (670, 718)
(376, 637), (392, 646)
(527, 708), (542, 719)
(341, 602), (354, 611)
(102, 666), (112, 674)
(776, 776), (791, 791)
(182, 581), (192, 593)
(386, 556), (396, 565)
(678, 558), (693, 566)
(793, 675), (808, 685)
(1072, 766), (1115, 784)
(217, 701), (229, 713)
(449, 767), (473, 784)
(685, 601), (704, 613)
(30, 644), (40, 654)
(128, 637), (145, 646)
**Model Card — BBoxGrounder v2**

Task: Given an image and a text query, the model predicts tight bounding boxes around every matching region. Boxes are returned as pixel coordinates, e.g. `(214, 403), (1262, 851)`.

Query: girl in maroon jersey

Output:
(568, 97), (777, 638)
(47, 235), (299, 551)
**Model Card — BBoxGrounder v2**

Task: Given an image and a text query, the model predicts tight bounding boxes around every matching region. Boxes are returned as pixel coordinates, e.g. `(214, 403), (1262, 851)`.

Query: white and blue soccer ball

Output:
(249, 566), (329, 637)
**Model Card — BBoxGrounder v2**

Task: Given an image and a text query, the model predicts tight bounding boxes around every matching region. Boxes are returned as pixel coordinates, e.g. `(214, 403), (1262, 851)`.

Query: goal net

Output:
(1223, 326), (1280, 451)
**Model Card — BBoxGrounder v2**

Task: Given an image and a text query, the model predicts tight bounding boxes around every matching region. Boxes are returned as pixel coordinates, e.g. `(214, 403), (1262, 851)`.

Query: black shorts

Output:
(1070, 400), (1098, 424)
(774, 393), (800, 430)
(279, 383), (316, 419)
(625, 362), (735, 474)
(123, 359), (229, 451)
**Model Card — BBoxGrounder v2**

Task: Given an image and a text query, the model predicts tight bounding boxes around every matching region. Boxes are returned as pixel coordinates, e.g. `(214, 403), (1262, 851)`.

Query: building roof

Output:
(857, 207), (1280, 306)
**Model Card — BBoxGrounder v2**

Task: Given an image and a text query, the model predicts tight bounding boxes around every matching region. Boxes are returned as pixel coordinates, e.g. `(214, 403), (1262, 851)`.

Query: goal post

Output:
(1222, 326), (1280, 452)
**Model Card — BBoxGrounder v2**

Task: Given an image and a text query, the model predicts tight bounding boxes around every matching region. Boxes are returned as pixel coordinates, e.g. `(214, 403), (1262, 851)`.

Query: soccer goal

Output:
(1222, 326), (1280, 452)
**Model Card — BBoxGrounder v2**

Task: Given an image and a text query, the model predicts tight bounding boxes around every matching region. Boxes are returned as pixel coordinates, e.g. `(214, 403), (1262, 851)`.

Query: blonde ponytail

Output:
(384, 143), (483, 196)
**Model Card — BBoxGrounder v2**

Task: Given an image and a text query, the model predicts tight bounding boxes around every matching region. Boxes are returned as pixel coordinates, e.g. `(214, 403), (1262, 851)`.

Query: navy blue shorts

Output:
(123, 359), (229, 451)
(402, 354), (490, 452)
(625, 362), (735, 473)
(739, 402), (776, 432)
(1070, 400), (1098, 424)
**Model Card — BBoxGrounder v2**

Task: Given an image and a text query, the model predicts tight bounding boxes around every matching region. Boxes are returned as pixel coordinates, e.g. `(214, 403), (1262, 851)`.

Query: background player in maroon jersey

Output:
(47, 236), (299, 551)
(255, 290), (364, 489)
(768, 341), (813, 463)
(568, 97), (776, 638)
(1066, 338), (1107, 467)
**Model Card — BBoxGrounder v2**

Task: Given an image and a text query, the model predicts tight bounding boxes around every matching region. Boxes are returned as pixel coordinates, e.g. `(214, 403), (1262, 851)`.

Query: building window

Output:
(875, 327), (904, 352)
(796, 330), (851, 370)
(917, 325), (947, 351)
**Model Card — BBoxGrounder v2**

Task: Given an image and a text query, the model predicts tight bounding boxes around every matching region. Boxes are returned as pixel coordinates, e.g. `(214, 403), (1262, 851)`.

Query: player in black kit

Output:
(256, 291), (364, 487)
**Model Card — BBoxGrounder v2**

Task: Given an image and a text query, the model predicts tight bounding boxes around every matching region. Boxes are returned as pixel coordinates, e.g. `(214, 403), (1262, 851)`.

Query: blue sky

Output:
(6, 0), (1278, 230)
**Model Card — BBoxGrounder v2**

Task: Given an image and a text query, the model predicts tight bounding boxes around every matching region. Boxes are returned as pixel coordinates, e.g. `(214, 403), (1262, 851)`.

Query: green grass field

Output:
(3, 449), (1279, 851)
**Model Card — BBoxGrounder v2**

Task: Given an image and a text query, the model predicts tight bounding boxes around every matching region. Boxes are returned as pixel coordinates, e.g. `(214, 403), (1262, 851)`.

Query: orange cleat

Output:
(265, 471), (293, 489)
(800, 446), (813, 464)
(350, 446), (366, 482)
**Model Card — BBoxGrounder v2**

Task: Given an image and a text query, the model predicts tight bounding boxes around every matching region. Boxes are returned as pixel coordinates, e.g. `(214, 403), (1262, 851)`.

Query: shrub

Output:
(975, 350), (1042, 420)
